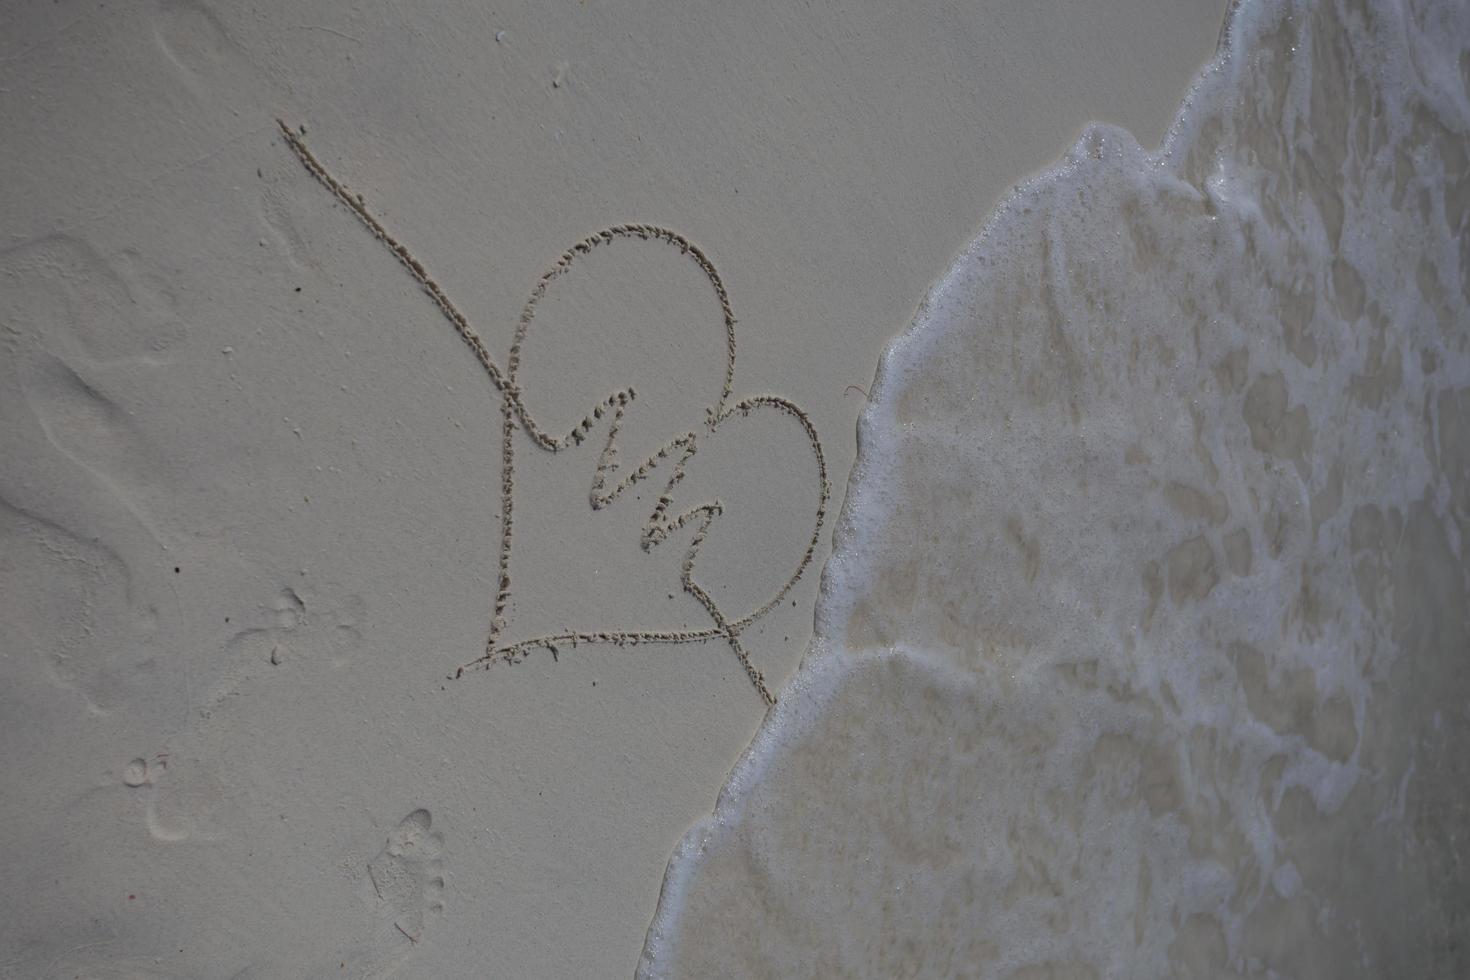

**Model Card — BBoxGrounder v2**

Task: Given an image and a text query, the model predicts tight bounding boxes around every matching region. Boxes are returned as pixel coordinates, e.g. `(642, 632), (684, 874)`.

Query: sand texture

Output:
(644, 0), (1470, 976)
(3, 1), (1230, 977)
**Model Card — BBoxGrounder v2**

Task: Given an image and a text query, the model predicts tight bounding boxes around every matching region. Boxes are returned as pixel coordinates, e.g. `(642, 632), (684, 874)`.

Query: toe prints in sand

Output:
(279, 121), (828, 705)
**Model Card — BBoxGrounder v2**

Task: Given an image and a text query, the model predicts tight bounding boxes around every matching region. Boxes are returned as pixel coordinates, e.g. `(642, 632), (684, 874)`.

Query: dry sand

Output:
(1, 1), (1226, 976)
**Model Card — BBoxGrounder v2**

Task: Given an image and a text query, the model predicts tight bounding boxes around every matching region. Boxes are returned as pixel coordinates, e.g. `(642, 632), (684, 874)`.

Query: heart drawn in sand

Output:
(280, 121), (828, 704)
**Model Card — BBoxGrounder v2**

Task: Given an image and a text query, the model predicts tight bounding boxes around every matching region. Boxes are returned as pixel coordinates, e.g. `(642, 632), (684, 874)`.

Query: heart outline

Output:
(280, 121), (829, 704)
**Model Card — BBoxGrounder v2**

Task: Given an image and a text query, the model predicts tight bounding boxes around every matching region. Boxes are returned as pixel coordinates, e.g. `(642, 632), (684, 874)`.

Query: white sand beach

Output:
(7, 0), (1467, 976)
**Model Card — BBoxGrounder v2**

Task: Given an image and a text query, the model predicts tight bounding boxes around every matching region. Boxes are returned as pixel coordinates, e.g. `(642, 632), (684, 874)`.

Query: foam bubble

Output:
(641, 0), (1470, 975)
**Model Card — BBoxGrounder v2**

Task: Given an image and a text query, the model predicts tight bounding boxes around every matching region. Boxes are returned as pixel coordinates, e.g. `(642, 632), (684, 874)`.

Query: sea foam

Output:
(640, 0), (1470, 976)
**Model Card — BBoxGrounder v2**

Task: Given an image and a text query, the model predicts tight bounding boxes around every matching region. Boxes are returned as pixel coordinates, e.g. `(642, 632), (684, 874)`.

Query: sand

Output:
(643, 0), (1470, 973)
(1, 1), (1226, 976)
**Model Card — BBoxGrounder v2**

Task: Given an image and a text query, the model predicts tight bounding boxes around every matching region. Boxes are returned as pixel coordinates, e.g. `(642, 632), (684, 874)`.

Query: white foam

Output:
(642, 0), (1470, 975)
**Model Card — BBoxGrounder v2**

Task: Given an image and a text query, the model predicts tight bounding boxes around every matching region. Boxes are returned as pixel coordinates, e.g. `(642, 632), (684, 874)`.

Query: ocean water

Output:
(639, 0), (1470, 976)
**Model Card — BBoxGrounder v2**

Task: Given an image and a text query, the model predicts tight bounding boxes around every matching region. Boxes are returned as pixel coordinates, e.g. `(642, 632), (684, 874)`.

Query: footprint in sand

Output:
(354, 809), (446, 975)
(153, 0), (256, 101)
(0, 235), (185, 709)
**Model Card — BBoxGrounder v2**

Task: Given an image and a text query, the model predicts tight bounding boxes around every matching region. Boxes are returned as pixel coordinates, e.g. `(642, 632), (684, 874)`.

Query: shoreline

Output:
(0, 2), (1231, 975)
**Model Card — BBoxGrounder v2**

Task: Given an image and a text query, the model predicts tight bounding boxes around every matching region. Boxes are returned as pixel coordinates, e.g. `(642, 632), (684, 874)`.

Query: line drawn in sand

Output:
(278, 120), (829, 705)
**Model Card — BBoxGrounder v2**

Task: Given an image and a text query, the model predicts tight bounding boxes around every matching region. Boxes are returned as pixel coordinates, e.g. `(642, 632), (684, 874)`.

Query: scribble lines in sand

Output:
(278, 120), (828, 705)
